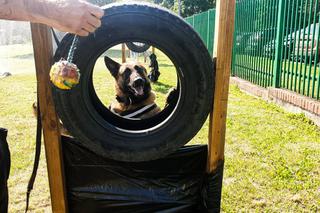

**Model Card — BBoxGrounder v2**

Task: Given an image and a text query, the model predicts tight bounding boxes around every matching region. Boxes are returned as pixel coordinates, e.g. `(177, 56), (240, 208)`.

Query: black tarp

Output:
(62, 136), (224, 213)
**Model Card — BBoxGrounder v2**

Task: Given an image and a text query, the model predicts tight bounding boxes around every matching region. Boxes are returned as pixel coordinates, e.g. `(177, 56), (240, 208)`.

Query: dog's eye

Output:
(134, 65), (146, 74)
(123, 68), (131, 78)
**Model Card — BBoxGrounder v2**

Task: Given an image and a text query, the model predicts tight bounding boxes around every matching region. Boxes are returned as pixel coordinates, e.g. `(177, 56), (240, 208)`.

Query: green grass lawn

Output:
(0, 44), (319, 212)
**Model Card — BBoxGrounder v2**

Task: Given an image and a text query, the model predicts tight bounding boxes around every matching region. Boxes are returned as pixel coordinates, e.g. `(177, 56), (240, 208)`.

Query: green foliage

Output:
(154, 0), (174, 10)
(154, 0), (215, 17)
(88, 0), (117, 6)
(88, 0), (216, 17)
(178, 0), (215, 17)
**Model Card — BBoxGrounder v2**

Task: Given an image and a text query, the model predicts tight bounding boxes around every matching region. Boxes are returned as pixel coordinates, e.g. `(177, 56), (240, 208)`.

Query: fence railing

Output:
(232, 0), (320, 99)
(186, 0), (320, 100)
(185, 9), (216, 56)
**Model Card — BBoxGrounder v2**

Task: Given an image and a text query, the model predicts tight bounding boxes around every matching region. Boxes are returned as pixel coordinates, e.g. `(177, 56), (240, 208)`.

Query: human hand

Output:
(27, 0), (104, 36)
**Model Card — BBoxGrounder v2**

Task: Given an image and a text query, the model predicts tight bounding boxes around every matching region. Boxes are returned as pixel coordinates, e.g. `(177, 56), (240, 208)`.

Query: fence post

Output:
(272, 0), (285, 88)
(231, 5), (238, 76)
(207, 10), (210, 48)
(192, 15), (195, 27)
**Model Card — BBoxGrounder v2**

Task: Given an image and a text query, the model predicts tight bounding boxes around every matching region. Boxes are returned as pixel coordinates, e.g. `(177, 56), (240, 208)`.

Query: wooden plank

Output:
(207, 0), (236, 173)
(122, 43), (126, 63)
(30, 23), (68, 213)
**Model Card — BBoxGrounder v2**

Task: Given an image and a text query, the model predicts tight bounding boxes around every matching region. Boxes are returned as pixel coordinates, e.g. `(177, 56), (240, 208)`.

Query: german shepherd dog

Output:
(104, 56), (161, 119)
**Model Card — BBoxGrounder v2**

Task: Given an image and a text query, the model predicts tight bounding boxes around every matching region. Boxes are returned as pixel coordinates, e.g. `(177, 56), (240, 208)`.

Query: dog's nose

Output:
(133, 77), (145, 87)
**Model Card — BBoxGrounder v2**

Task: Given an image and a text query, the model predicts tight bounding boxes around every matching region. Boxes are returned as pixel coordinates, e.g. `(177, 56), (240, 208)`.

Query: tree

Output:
(88, 0), (116, 6)
(154, 0), (215, 17)
(89, 0), (216, 17)
(177, 0), (215, 17)
(154, 0), (175, 9)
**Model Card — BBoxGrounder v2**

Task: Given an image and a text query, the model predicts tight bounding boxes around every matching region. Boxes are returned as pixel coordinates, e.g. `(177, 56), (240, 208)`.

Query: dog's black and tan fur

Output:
(104, 57), (161, 119)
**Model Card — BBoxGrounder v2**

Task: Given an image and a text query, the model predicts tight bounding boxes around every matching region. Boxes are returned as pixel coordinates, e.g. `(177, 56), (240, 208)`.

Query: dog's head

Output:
(104, 57), (151, 103)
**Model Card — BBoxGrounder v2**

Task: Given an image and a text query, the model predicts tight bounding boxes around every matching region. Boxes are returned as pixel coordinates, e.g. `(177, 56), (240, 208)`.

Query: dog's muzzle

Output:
(132, 77), (145, 87)
(131, 77), (145, 96)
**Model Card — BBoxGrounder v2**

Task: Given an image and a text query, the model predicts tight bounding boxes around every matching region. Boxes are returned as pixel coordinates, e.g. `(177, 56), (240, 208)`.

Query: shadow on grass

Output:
(152, 81), (175, 94)
(159, 63), (175, 68)
(12, 53), (34, 59)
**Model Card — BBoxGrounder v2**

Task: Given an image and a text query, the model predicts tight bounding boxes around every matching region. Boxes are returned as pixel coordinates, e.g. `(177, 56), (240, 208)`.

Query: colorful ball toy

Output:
(50, 59), (80, 90)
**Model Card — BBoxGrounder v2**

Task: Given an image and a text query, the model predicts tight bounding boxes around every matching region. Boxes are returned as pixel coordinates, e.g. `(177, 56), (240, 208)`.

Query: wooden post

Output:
(207, 0), (236, 173)
(152, 46), (155, 54)
(122, 43), (126, 63)
(30, 23), (68, 213)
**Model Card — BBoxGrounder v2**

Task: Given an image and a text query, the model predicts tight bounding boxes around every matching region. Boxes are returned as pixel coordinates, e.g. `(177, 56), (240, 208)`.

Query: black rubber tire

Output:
(52, 2), (214, 162)
(125, 42), (151, 53)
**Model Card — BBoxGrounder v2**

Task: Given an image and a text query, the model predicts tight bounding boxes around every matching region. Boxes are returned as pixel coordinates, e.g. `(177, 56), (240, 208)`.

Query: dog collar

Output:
(116, 96), (132, 106)
(116, 95), (148, 106)
(121, 103), (157, 119)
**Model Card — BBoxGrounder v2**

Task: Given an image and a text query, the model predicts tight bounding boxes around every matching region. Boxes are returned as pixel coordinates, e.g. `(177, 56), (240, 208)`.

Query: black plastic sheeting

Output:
(62, 136), (224, 213)
(0, 128), (10, 213)
(203, 161), (224, 213)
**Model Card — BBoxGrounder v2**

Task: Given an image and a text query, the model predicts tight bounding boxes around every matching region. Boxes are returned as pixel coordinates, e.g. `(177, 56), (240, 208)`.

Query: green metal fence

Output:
(232, 0), (320, 99)
(185, 9), (216, 56)
(186, 1), (319, 100)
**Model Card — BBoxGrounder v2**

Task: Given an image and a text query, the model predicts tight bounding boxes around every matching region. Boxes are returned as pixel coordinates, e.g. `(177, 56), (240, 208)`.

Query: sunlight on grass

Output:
(0, 43), (35, 75)
(0, 44), (319, 212)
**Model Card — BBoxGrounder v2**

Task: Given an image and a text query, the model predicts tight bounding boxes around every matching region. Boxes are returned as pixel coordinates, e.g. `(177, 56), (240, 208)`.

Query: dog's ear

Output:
(104, 56), (120, 77)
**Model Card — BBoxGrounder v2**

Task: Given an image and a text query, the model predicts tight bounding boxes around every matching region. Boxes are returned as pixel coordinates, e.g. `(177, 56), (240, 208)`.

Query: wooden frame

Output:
(207, 0), (236, 173)
(29, 0), (235, 211)
(30, 23), (68, 213)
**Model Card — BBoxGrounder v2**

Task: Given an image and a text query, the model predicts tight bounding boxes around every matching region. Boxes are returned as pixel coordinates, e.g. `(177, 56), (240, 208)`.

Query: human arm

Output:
(0, 0), (104, 36)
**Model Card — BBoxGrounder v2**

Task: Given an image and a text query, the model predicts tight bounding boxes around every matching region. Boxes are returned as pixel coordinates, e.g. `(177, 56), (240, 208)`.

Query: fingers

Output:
(87, 14), (101, 28)
(77, 4), (103, 36)
(76, 29), (90, 37)
(78, 13), (101, 36)
(88, 4), (104, 19)
(83, 22), (95, 33)
(52, 1), (104, 37)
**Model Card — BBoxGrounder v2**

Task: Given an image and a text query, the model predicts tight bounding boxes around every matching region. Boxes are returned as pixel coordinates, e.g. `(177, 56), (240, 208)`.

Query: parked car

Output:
(244, 28), (276, 56)
(244, 32), (262, 55)
(292, 23), (319, 63)
(263, 36), (295, 59)
(234, 32), (251, 53)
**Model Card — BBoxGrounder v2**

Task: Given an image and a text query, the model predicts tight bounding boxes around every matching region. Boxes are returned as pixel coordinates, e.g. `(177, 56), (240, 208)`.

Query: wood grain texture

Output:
(208, 0), (236, 173)
(30, 23), (68, 213)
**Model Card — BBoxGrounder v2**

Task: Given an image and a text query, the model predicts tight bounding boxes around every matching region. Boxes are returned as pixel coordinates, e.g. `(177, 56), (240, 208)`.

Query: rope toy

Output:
(50, 35), (80, 90)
